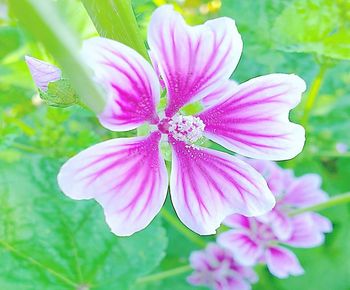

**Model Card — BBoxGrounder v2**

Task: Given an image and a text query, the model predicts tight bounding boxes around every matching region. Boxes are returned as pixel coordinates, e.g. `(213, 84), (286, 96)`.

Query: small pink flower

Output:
(218, 161), (332, 278)
(57, 5), (306, 236)
(188, 243), (258, 290)
(25, 56), (61, 91)
(217, 215), (305, 278)
(246, 159), (331, 240)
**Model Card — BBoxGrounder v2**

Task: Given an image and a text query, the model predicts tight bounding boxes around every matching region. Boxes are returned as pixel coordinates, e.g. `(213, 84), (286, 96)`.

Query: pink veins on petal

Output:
(57, 5), (306, 236)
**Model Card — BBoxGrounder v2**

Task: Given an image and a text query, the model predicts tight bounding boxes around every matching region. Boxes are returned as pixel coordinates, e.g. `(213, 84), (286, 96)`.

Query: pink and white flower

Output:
(218, 161), (332, 278)
(218, 214), (306, 278)
(246, 159), (331, 241)
(188, 243), (258, 290)
(56, 5), (306, 236)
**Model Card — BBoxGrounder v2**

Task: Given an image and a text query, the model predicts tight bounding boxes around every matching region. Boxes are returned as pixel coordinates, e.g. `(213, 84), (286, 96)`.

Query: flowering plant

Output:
(4, 1), (350, 290)
(50, 5), (305, 236)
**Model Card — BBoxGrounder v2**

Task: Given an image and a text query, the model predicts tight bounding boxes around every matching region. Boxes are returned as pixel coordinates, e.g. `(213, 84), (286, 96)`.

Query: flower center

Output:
(251, 219), (275, 243)
(168, 114), (205, 143)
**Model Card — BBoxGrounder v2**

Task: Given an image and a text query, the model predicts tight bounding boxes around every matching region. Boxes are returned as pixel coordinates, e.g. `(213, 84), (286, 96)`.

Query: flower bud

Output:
(25, 56), (61, 92)
(25, 56), (78, 107)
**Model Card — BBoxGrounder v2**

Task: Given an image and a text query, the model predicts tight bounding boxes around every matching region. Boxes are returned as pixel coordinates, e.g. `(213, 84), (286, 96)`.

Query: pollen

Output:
(168, 114), (205, 144)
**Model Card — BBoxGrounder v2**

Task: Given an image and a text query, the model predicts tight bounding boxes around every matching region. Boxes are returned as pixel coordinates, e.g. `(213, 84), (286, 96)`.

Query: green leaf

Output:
(272, 0), (350, 60)
(0, 156), (167, 289)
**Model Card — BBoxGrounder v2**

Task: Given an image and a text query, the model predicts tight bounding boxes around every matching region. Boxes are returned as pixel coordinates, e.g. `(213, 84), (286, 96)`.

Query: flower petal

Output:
(82, 37), (160, 131)
(57, 132), (168, 236)
(243, 159), (294, 197)
(25, 56), (61, 91)
(201, 81), (238, 107)
(224, 278), (252, 290)
(265, 246), (304, 278)
(169, 139), (275, 234)
(218, 230), (263, 266)
(148, 5), (242, 117)
(189, 243), (258, 290)
(259, 210), (292, 241)
(197, 74), (306, 160)
(149, 50), (165, 89)
(223, 214), (251, 230)
(189, 251), (211, 271)
(283, 174), (328, 207)
(187, 272), (207, 287)
(311, 213), (332, 233)
(286, 213), (327, 248)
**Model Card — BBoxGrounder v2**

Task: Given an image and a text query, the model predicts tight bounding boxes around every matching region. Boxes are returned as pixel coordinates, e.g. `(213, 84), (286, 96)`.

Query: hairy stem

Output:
(289, 192), (350, 216)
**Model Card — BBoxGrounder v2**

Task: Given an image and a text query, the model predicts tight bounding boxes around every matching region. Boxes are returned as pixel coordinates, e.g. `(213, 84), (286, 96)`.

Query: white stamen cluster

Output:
(168, 114), (205, 144)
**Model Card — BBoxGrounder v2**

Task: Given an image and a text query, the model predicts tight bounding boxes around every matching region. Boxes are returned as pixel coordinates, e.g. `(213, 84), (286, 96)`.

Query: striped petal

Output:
(169, 139), (275, 235)
(265, 246), (304, 278)
(224, 214), (251, 230)
(286, 213), (328, 248)
(283, 174), (328, 207)
(82, 37), (160, 131)
(259, 210), (292, 241)
(198, 74), (306, 160)
(201, 81), (238, 107)
(148, 5), (242, 117)
(218, 230), (263, 266)
(57, 132), (168, 236)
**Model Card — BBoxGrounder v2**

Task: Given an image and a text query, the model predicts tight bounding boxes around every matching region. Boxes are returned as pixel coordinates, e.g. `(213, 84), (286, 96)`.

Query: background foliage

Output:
(0, 0), (349, 289)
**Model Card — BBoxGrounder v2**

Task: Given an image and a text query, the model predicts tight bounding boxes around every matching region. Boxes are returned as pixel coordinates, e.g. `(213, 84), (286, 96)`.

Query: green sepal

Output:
(137, 124), (151, 136)
(39, 78), (78, 108)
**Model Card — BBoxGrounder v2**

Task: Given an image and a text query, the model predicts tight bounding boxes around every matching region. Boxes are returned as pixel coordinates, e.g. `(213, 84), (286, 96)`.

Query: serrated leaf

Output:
(0, 156), (167, 290)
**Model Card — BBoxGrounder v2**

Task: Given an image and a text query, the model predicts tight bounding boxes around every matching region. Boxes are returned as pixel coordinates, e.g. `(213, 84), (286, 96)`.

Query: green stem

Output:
(9, 0), (106, 113)
(315, 151), (350, 158)
(289, 192), (350, 216)
(136, 265), (192, 284)
(81, 0), (149, 61)
(301, 65), (327, 126)
(161, 208), (207, 248)
(11, 142), (41, 153)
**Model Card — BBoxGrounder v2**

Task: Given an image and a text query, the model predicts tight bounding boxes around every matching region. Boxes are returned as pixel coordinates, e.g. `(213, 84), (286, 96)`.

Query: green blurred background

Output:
(0, 0), (349, 289)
